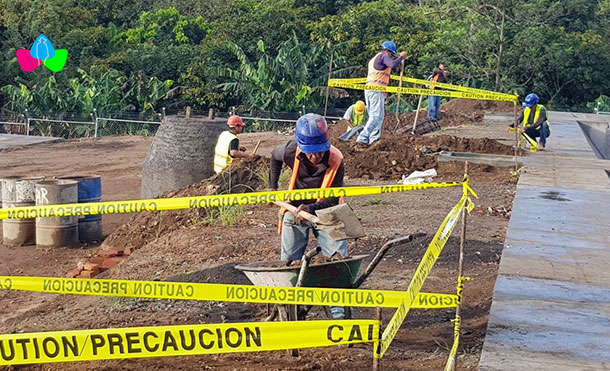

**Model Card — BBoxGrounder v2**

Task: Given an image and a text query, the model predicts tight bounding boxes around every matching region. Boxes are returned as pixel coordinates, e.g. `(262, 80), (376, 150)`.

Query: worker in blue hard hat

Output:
(510, 93), (551, 151)
(269, 113), (348, 318)
(357, 40), (407, 146)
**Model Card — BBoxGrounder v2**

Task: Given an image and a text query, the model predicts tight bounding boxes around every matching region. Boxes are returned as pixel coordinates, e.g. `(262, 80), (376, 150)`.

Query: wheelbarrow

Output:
(235, 235), (413, 320)
(235, 236), (412, 356)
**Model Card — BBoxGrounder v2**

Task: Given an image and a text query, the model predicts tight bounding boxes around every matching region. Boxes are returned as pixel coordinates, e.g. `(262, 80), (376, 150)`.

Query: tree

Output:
(209, 34), (348, 111)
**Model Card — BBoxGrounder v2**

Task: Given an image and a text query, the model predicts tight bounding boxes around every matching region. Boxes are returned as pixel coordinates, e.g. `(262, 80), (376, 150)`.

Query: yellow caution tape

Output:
(376, 182), (477, 358)
(444, 276), (470, 371)
(328, 79), (518, 103)
(0, 320), (378, 365)
(0, 276), (458, 309)
(390, 75), (517, 101)
(0, 182), (461, 220)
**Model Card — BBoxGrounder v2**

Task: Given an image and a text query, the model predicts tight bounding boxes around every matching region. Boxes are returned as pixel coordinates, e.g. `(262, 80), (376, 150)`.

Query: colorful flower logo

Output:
(16, 34), (68, 72)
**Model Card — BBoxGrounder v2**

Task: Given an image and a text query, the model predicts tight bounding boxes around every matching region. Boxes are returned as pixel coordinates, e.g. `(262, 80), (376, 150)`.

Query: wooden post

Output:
(373, 307), (382, 371)
(450, 161), (469, 371)
(208, 108), (214, 120)
(513, 94), (519, 172)
(185, 106), (191, 118)
(324, 54), (334, 118)
(411, 94), (424, 134)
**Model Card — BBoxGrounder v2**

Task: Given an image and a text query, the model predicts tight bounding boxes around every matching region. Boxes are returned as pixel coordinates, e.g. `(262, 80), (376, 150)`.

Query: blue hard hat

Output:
(294, 113), (330, 154)
(524, 93), (539, 108)
(381, 40), (397, 56)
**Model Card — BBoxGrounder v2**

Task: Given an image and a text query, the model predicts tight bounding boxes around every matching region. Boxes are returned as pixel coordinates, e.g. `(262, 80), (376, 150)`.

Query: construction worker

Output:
(213, 115), (253, 174)
(357, 41), (407, 146)
(269, 113), (347, 318)
(427, 62), (448, 122)
(511, 93), (551, 151)
(339, 100), (368, 141)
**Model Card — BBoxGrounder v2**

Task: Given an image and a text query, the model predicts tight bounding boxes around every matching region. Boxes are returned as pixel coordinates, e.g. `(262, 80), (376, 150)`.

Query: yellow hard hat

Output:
(354, 100), (365, 115)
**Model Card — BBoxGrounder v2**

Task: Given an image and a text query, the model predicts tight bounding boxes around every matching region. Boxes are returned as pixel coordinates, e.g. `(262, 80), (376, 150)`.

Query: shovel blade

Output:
(315, 203), (366, 241)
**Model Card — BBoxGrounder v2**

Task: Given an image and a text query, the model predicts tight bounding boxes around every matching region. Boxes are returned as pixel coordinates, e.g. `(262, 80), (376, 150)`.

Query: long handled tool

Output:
(252, 140), (261, 155)
(411, 94), (424, 134)
(274, 201), (365, 241)
(508, 127), (537, 152)
(392, 60), (406, 134)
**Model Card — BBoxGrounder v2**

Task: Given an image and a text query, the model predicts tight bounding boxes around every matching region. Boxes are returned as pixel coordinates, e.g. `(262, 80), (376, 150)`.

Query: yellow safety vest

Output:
(366, 53), (391, 87)
(352, 110), (366, 126)
(214, 130), (238, 174)
(523, 104), (551, 132)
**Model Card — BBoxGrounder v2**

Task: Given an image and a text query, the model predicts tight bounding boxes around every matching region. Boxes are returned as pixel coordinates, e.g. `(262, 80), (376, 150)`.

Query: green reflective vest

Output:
(352, 110), (366, 126)
(214, 131), (238, 174)
(523, 104), (551, 132)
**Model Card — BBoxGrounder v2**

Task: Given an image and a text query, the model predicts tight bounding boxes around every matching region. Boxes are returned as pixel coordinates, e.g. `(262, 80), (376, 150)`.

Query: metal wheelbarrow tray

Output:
(235, 255), (369, 289)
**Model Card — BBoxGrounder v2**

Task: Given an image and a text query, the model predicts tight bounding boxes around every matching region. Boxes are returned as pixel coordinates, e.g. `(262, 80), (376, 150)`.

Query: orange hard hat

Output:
(354, 100), (365, 115)
(227, 115), (245, 127)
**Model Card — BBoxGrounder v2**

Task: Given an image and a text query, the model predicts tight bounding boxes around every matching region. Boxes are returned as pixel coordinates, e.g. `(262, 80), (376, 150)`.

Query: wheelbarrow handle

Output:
(273, 201), (320, 224)
(352, 235), (413, 289)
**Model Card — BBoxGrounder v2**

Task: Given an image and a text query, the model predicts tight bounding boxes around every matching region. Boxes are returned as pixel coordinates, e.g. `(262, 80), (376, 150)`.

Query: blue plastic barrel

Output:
(58, 175), (102, 242)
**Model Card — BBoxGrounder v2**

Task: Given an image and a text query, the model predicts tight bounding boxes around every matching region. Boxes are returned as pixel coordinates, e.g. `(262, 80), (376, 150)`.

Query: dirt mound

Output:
(335, 134), (513, 180)
(382, 98), (514, 132)
(102, 156), (267, 252)
(169, 263), (252, 285)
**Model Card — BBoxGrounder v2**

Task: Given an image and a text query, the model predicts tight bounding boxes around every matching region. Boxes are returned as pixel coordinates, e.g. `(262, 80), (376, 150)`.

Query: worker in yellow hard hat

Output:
(339, 100), (368, 141)
(213, 115), (254, 173)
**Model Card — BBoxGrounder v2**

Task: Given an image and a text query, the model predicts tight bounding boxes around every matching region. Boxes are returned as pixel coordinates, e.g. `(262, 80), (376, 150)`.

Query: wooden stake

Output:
(324, 54), (334, 118)
(373, 307), (382, 371)
(513, 95), (518, 172)
(451, 161), (469, 371)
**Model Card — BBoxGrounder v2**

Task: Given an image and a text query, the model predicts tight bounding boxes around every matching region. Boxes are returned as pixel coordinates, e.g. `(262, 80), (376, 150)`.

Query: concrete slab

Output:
(479, 118), (610, 370)
(0, 133), (60, 150)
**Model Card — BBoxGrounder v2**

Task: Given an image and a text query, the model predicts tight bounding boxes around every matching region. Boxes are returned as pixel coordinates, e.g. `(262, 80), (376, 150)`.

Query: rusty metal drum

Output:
(1, 176), (45, 245)
(35, 179), (79, 247)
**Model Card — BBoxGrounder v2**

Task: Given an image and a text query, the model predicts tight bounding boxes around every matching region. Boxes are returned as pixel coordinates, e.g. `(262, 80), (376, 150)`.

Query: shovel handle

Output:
(273, 201), (320, 223)
(253, 140), (261, 155)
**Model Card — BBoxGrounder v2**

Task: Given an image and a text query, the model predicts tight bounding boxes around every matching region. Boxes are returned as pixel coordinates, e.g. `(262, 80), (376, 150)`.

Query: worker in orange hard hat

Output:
(213, 115), (254, 173)
(339, 100), (368, 141)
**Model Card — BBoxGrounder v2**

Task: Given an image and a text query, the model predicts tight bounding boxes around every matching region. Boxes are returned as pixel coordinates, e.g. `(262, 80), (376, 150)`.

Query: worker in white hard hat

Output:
(213, 115), (254, 174)
(339, 100), (368, 141)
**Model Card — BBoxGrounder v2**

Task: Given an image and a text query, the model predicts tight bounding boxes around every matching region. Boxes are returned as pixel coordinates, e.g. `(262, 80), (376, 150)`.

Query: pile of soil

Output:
(102, 156), (267, 252)
(334, 134), (514, 180)
(384, 98), (514, 131)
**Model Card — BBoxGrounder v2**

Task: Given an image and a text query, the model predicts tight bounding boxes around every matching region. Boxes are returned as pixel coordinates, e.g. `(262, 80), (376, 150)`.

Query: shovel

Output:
(274, 201), (365, 241)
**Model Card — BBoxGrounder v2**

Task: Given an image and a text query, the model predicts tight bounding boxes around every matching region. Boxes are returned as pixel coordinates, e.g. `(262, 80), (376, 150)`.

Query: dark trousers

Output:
(524, 123), (551, 147)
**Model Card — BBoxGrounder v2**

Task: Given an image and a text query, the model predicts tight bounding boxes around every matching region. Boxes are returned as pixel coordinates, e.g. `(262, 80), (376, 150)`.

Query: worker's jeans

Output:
(525, 123), (551, 147)
(280, 212), (348, 261)
(339, 125), (364, 141)
(281, 212), (348, 319)
(357, 90), (385, 145)
(427, 95), (441, 121)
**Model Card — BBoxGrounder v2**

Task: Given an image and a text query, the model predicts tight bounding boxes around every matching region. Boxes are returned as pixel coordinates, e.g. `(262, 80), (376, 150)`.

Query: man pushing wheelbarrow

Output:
(269, 113), (357, 319)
